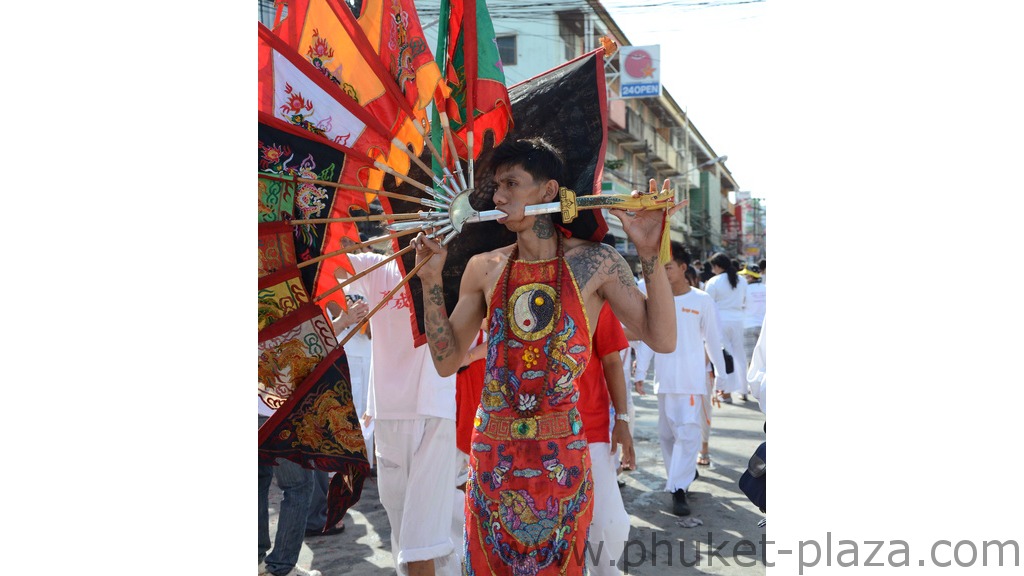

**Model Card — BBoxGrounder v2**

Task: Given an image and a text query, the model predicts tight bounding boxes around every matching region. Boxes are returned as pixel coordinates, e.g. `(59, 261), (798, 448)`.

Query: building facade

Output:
(417, 0), (744, 261)
(260, 0), (760, 261)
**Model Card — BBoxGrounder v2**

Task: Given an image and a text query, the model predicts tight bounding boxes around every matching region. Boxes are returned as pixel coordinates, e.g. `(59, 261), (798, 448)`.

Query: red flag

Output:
(352, 0), (448, 118)
(260, 21), (401, 310)
(433, 0), (513, 161)
(271, 0), (445, 192)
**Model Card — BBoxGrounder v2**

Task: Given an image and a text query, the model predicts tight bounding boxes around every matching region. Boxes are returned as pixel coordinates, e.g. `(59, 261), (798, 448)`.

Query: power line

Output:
(415, 0), (764, 19)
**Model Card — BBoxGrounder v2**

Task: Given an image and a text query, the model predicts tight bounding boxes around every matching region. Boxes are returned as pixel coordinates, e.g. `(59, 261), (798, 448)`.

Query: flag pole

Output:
(465, 0), (478, 190)
(260, 173), (437, 207)
(316, 244), (415, 302)
(301, 229), (421, 271)
(336, 251), (435, 348)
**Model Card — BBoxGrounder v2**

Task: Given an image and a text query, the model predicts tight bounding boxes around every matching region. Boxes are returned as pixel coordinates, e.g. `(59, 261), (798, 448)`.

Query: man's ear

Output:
(543, 179), (559, 202)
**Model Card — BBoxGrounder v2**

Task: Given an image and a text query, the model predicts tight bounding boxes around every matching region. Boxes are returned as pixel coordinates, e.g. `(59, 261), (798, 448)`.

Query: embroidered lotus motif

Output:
(517, 393), (538, 413)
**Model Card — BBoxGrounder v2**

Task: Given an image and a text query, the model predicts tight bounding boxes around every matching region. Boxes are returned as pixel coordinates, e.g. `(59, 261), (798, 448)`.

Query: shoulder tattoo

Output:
(567, 243), (626, 289)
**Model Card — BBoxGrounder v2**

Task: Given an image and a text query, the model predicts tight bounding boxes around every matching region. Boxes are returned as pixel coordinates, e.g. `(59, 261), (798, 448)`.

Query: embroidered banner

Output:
(258, 113), (371, 311)
(259, 346), (370, 531)
(258, 222), (298, 278)
(258, 303), (338, 413)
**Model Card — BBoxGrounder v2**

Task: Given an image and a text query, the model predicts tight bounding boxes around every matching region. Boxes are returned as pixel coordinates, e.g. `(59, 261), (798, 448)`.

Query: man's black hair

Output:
(490, 137), (566, 185)
(670, 241), (692, 266)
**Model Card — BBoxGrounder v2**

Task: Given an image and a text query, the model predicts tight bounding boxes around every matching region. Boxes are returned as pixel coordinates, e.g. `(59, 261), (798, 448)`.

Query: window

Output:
(496, 35), (517, 67)
(258, 0), (280, 28)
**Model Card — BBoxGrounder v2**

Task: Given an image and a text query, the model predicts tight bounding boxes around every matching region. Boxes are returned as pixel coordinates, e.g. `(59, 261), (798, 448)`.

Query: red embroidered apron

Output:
(464, 245), (594, 575)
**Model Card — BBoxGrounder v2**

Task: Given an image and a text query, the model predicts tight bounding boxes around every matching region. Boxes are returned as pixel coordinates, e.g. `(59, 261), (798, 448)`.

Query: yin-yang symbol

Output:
(508, 283), (557, 341)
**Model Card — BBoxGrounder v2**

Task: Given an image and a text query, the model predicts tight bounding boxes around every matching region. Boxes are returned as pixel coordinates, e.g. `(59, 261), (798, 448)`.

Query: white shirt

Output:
(747, 317), (767, 415)
(744, 281), (766, 329)
(348, 252), (456, 421)
(634, 288), (728, 395)
(705, 273), (748, 323)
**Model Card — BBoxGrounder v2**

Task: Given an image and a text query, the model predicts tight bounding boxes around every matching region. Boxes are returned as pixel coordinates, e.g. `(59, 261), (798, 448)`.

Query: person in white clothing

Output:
(739, 264), (766, 367)
(338, 250), (459, 576)
(684, 265), (716, 467)
(704, 252), (748, 403)
(304, 294), (373, 539)
(329, 293), (374, 467)
(747, 316), (767, 415)
(633, 242), (729, 516)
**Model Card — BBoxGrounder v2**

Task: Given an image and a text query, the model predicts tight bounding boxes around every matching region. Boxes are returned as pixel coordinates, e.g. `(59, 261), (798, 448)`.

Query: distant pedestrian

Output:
(634, 242), (729, 516)
(685, 266), (716, 467)
(259, 422), (322, 576)
(739, 264), (766, 367)
(304, 295), (373, 539)
(700, 261), (714, 284)
(705, 252), (748, 403)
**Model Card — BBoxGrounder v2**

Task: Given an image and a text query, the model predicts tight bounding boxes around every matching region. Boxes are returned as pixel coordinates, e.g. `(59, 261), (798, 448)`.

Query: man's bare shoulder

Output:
(464, 244), (514, 281)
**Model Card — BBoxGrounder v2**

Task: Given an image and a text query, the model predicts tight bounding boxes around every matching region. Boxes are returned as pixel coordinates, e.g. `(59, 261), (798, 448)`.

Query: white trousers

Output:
(587, 443), (631, 575)
(452, 451), (470, 565)
(718, 319), (748, 394)
(657, 393), (703, 492)
(375, 418), (460, 576)
(348, 352), (374, 466)
(700, 370), (714, 445)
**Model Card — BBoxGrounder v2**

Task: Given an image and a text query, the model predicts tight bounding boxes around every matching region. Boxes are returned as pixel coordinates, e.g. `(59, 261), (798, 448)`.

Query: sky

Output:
(602, 0), (771, 202)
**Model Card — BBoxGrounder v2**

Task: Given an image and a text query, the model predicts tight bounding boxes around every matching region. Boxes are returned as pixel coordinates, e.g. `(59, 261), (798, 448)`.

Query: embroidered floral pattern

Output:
(517, 393), (538, 413)
(522, 345), (541, 368)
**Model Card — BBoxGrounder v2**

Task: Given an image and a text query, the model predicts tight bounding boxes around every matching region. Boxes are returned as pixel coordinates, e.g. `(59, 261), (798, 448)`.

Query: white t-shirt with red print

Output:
(348, 252), (456, 421)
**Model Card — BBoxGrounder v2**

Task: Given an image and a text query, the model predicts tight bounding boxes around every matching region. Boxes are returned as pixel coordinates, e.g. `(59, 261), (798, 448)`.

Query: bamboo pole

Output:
(290, 212), (422, 226)
(394, 137), (436, 181)
(467, 130), (475, 190)
(260, 173), (431, 206)
(373, 161), (434, 195)
(438, 111), (468, 191)
(316, 244), (414, 302)
(336, 251), (434, 348)
(410, 114), (448, 178)
(298, 229), (419, 270)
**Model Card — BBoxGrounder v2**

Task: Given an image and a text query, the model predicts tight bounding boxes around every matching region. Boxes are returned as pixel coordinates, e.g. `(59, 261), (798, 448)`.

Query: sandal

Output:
(697, 453), (711, 466)
(306, 521), (345, 537)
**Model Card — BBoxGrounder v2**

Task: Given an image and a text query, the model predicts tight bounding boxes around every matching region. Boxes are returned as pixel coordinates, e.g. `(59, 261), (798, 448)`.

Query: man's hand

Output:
(633, 380), (645, 396)
(608, 179), (685, 258)
(337, 300), (369, 329)
(611, 420), (635, 471)
(411, 231), (446, 283)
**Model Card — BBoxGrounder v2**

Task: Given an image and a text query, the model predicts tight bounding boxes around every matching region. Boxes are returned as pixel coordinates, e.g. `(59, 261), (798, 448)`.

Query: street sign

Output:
(618, 46), (661, 99)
